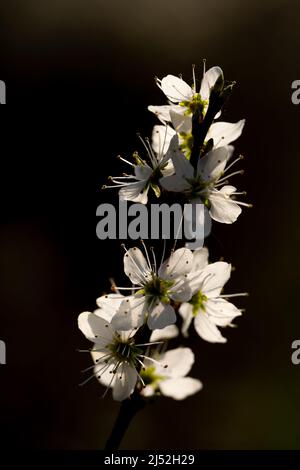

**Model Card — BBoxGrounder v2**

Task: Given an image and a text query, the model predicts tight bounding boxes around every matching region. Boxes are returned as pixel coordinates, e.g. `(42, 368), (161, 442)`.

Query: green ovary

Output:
(141, 366), (164, 389)
(189, 290), (208, 316)
(186, 177), (211, 207)
(108, 339), (142, 367)
(180, 93), (208, 116)
(142, 276), (174, 306)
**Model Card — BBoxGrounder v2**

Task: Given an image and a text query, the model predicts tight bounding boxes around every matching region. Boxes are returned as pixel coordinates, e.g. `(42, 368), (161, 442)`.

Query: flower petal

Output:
(93, 358), (116, 387)
(95, 293), (125, 322)
(169, 110), (192, 134)
(134, 164), (152, 181)
(160, 347), (195, 378)
(78, 312), (114, 347)
(178, 303), (194, 337)
(119, 181), (149, 204)
(169, 278), (192, 302)
(111, 296), (146, 331)
(160, 174), (190, 192)
(197, 146), (229, 181)
(150, 324), (179, 342)
(205, 298), (241, 326)
(194, 312), (227, 343)
(209, 188), (242, 224)
(191, 247), (209, 271)
(148, 303), (177, 330)
(148, 105), (172, 123)
(152, 125), (175, 158)
(112, 363), (138, 401)
(201, 261), (231, 298)
(159, 377), (202, 400)
(142, 384), (155, 397)
(206, 120), (245, 147)
(124, 247), (152, 285)
(160, 75), (193, 103)
(169, 135), (194, 178)
(200, 66), (223, 101)
(158, 247), (193, 280)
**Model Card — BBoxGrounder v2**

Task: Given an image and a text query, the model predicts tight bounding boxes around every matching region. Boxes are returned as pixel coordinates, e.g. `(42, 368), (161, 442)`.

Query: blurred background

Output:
(0, 0), (300, 450)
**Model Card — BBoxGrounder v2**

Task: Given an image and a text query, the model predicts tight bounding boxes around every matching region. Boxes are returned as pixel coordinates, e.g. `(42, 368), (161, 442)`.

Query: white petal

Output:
(148, 105), (172, 123)
(169, 278), (192, 302)
(93, 359), (116, 387)
(201, 261), (231, 298)
(206, 120), (245, 147)
(95, 293), (124, 322)
(205, 298), (241, 326)
(134, 164), (153, 181)
(160, 174), (190, 192)
(191, 247), (209, 271)
(119, 181), (149, 204)
(150, 324), (179, 342)
(124, 247), (152, 285)
(112, 363), (138, 401)
(169, 135), (194, 178)
(178, 303), (194, 337)
(78, 312), (114, 346)
(160, 75), (193, 103)
(161, 159), (175, 177)
(169, 110), (192, 134)
(111, 295), (146, 331)
(148, 303), (177, 330)
(160, 347), (195, 378)
(158, 247), (193, 280)
(200, 66), (223, 101)
(219, 185), (238, 195)
(160, 138), (194, 192)
(197, 146), (229, 181)
(209, 188), (242, 224)
(152, 125), (175, 157)
(194, 312), (227, 343)
(159, 377), (202, 400)
(141, 384), (155, 397)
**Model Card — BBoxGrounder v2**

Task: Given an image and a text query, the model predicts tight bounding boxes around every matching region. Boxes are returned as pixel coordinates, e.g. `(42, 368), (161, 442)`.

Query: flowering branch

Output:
(77, 62), (250, 450)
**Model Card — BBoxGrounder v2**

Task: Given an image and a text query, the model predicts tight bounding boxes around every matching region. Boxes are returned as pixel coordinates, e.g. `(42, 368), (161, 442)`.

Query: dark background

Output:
(0, 0), (300, 449)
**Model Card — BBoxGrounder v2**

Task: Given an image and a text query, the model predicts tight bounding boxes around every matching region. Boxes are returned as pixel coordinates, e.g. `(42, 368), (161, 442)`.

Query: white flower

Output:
(103, 134), (174, 204)
(78, 309), (138, 400)
(179, 248), (245, 343)
(160, 135), (251, 225)
(149, 65), (245, 159)
(111, 244), (194, 331)
(149, 65), (223, 124)
(141, 347), (202, 400)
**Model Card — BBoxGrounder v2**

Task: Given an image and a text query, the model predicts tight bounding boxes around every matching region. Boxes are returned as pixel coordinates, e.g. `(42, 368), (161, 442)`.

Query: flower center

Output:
(186, 176), (211, 207)
(108, 337), (142, 367)
(141, 275), (174, 306)
(180, 93), (208, 117)
(140, 365), (164, 388)
(189, 290), (208, 315)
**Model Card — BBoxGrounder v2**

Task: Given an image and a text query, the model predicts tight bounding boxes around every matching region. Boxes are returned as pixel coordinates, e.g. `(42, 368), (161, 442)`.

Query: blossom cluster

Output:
(78, 64), (249, 402)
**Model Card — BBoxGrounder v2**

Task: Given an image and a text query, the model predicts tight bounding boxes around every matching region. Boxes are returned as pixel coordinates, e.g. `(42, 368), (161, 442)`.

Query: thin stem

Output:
(104, 394), (146, 450)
